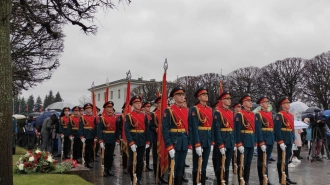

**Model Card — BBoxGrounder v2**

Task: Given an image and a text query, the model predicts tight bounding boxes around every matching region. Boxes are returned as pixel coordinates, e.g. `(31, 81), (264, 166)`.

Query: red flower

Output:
(34, 160), (38, 164)
(44, 156), (48, 159)
(23, 162), (27, 167)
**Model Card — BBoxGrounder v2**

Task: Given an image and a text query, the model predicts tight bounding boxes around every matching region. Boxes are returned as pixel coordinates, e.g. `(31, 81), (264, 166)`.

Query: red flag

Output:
(122, 80), (131, 155)
(39, 106), (42, 112)
(92, 90), (97, 116)
(218, 80), (223, 108)
(103, 86), (109, 115)
(157, 70), (169, 176)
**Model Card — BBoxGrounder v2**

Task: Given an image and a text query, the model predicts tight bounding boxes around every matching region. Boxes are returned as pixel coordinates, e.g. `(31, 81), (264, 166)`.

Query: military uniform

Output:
(231, 102), (241, 173)
(213, 92), (235, 185)
(274, 97), (297, 185)
(189, 87), (214, 185)
(78, 103), (97, 168)
(255, 96), (274, 185)
(162, 86), (190, 185)
(211, 101), (220, 174)
(125, 96), (150, 185)
(143, 101), (154, 172)
(234, 94), (258, 185)
(59, 107), (71, 159)
(68, 106), (82, 161)
(118, 103), (128, 173)
(98, 101), (120, 177)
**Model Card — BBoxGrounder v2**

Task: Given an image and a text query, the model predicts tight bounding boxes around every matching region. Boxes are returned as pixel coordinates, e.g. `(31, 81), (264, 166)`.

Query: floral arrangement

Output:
(14, 148), (57, 174)
(54, 159), (77, 173)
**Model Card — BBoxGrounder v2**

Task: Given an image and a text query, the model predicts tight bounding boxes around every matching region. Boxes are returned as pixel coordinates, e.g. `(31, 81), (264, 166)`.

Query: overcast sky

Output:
(21, 0), (330, 105)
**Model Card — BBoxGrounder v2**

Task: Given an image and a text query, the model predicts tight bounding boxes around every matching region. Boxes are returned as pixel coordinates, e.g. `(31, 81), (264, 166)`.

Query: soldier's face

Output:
(106, 106), (114, 115)
(198, 93), (208, 102)
(234, 106), (241, 113)
(74, 110), (79, 116)
(133, 101), (141, 110)
(260, 100), (269, 110)
(243, 99), (252, 109)
(64, 110), (69, 116)
(145, 105), (151, 112)
(221, 97), (231, 107)
(79, 110), (84, 115)
(85, 107), (92, 114)
(281, 102), (290, 111)
(173, 93), (185, 103)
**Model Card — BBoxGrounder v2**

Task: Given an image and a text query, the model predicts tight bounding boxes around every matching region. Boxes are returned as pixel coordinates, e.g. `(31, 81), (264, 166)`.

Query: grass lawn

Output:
(13, 147), (92, 185)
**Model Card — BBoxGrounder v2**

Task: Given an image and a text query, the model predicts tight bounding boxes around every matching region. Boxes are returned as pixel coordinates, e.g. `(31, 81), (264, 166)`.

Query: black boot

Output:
(175, 175), (183, 185)
(216, 172), (221, 185)
(106, 169), (114, 176)
(266, 168), (274, 185)
(212, 158), (217, 173)
(201, 171), (206, 185)
(257, 166), (263, 185)
(103, 168), (108, 177)
(244, 167), (250, 185)
(224, 170), (229, 185)
(193, 171), (197, 185)
(146, 165), (153, 171)
(85, 163), (92, 168)
(277, 164), (290, 185)
(159, 175), (168, 184)
(285, 165), (297, 184)
(182, 176), (188, 182)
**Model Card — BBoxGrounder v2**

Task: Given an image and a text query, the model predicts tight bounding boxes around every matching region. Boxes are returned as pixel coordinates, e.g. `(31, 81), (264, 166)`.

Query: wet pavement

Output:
(56, 146), (330, 185)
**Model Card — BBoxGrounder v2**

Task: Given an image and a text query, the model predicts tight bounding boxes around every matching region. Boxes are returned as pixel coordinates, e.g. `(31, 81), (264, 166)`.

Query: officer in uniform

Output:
(68, 106), (82, 162)
(79, 103), (97, 168)
(255, 95), (274, 185)
(125, 96), (150, 185)
(59, 107), (71, 159)
(274, 97), (297, 185)
(213, 91), (235, 185)
(98, 101), (120, 177)
(150, 96), (168, 184)
(190, 87), (214, 185)
(231, 102), (241, 173)
(142, 101), (153, 172)
(234, 94), (266, 185)
(162, 86), (190, 185)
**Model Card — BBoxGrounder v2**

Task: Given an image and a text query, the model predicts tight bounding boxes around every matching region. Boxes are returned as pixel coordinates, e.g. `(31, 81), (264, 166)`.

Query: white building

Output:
(88, 78), (155, 112)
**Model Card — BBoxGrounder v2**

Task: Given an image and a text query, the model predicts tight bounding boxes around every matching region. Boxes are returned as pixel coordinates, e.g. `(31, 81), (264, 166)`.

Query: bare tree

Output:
(197, 73), (223, 106)
(79, 95), (91, 106)
(300, 52), (330, 109)
(258, 58), (305, 111)
(224, 66), (260, 105)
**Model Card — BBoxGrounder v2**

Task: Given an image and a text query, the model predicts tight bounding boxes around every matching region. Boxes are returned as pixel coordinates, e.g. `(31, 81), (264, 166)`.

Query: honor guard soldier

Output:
(79, 107), (85, 116)
(255, 96), (274, 185)
(231, 102), (241, 173)
(68, 106), (82, 162)
(150, 96), (168, 184)
(125, 96), (150, 185)
(98, 101), (120, 177)
(235, 94), (266, 185)
(59, 107), (71, 159)
(213, 91), (235, 185)
(118, 103), (128, 174)
(162, 86), (190, 185)
(190, 87), (214, 185)
(142, 101), (154, 172)
(79, 103), (97, 168)
(211, 100), (220, 173)
(274, 97), (297, 185)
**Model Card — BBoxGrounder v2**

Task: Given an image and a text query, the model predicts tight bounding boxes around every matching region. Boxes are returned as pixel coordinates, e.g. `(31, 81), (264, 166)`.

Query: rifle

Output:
(262, 152), (268, 185)
(101, 147), (104, 177)
(221, 154), (226, 185)
(169, 158), (175, 185)
(70, 138), (74, 160)
(233, 149), (237, 174)
(132, 152), (137, 185)
(281, 151), (286, 185)
(196, 156), (202, 185)
(61, 137), (64, 163)
(82, 142), (86, 165)
(239, 153), (245, 185)
(93, 141), (96, 161)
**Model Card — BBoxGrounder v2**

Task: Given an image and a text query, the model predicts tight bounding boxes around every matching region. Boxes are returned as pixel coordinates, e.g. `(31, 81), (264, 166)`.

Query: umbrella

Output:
(304, 106), (321, 113)
(28, 112), (41, 118)
(45, 102), (74, 110)
(289, 102), (308, 115)
(294, 121), (309, 129)
(35, 111), (60, 128)
(321, 110), (330, 117)
(12, 114), (26, 120)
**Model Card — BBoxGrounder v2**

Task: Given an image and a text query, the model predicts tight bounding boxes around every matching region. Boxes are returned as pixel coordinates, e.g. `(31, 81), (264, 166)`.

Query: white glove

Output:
(211, 145), (214, 152)
(100, 142), (105, 149)
(131, 144), (137, 152)
(94, 138), (97, 142)
(238, 146), (244, 153)
(195, 146), (202, 156)
(81, 138), (86, 143)
(260, 145), (267, 152)
(220, 147), (226, 155)
(60, 134), (64, 138)
(233, 146), (237, 151)
(69, 136), (74, 141)
(169, 149), (175, 158)
(116, 142), (119, 146)
(280, 143), (286, 151)
(146, 144), (150, 149)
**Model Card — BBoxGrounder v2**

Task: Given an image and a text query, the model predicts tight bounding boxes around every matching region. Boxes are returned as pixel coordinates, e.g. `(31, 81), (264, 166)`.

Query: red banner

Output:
(218, 80), (223, 108)
(157, 72), (169, 176)
(122, 80), (131, 155)
(103, 86), (109, 115)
